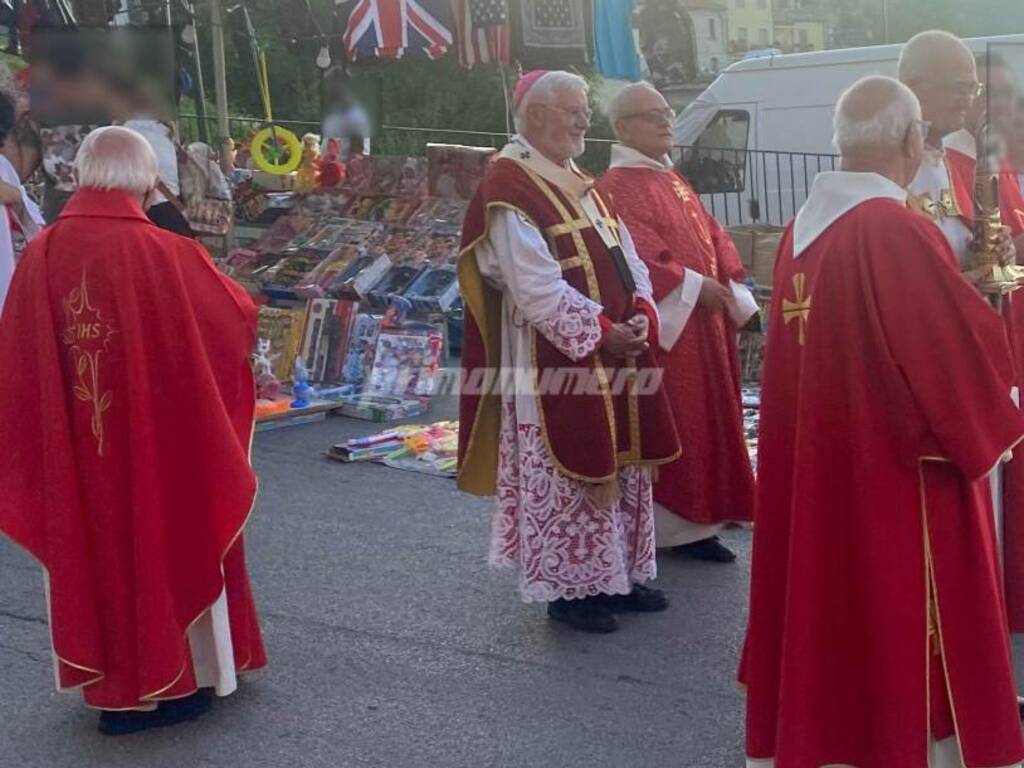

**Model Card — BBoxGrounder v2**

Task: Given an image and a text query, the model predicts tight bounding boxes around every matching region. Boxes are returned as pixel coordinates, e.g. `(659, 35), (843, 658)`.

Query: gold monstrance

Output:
(966, 120), (1024, 307)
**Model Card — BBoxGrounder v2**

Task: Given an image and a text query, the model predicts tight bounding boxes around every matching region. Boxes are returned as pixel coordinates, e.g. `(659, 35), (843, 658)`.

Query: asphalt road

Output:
(5, 392), (1008, 768)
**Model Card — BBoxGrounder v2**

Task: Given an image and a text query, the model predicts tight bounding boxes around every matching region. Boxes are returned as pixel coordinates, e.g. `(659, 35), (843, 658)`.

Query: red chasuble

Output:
(598, 166), (754, 525)
(457, 157), (679, 495)
(0, 189), (267, 710)
(947, 142), (1024, 632)
(742, 193), (1024, 767)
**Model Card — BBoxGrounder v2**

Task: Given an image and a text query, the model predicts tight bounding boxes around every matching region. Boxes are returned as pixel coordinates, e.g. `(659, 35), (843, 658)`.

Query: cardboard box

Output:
(253, 171), (296, 192)
(300, 299), (337, 382)
(403, 266), (459, 314)
(725, 224), (785, 288)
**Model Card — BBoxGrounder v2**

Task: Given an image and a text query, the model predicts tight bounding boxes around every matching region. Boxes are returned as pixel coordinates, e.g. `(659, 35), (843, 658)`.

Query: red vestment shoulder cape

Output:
(0, 189), (267, 709)
(598, 166), (753, 524)
(457, 158), (679, 495)
(741, 198), (1024, 767)
(947, 145), (1024, 631)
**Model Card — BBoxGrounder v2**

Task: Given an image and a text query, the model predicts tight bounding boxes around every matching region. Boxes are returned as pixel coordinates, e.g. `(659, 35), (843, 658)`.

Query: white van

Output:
(673, 34), (1024, 225)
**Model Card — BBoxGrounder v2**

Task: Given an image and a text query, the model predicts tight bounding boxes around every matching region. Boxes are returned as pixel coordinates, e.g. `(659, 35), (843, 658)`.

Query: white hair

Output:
(75, 126), (159, 195)
(513, 71), (589, 133)
(607, 82), (661, 124)
(898, 29), (973, 84)
(833, 76), (922, 152)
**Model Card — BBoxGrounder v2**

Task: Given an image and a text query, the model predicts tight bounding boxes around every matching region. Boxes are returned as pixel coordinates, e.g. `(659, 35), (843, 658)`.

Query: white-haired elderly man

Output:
(0, 126), (267, 734)
(903, 33), (1024, 693)
(740, 75), (1024, 768)
(457, 70), (681, 633)
(899, 30), (1019, 265)
(598, 82), (757, 564)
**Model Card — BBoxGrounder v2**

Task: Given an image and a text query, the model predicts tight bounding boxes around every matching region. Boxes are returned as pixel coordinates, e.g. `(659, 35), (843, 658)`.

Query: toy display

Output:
(365, 329), (444, 399)
(225, 149), (483, 423)
(327, 421), (459, 476)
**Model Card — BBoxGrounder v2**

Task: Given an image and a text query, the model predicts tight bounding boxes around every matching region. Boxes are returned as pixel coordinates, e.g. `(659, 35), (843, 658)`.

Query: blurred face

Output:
(524, 85), (590, 163)
(907, 53), (979, 141)
(614, 87), (676, 160)
(968, 65), (1017, 135)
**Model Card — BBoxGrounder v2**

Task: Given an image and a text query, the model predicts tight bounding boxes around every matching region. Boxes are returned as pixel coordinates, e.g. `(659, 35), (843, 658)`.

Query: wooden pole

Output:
(210, 0), (232, 173)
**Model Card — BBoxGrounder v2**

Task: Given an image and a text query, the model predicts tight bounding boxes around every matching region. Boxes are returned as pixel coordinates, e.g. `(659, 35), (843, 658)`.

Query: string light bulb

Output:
(316, 46), (331, 69)
(181, 23), (196, 45)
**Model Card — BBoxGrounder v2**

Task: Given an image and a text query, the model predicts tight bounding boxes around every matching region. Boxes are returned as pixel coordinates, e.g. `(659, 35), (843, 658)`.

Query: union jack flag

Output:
(453, 0), (510, 68)
(343, 0), (454, 61)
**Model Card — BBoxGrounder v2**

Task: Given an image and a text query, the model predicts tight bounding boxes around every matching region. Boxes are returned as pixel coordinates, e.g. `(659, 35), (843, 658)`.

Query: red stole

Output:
(457, 158), (679, 495)
(0, 189), (267, 709)
(742, 198), (1024, 767)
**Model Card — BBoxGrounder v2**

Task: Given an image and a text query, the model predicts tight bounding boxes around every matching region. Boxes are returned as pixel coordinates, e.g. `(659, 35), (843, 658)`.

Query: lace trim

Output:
(533, 289), (603, 362)
(489, 402), (657, 603)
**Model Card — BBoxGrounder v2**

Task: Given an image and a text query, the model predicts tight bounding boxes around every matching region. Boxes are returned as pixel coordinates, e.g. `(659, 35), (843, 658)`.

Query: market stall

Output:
(219, 142), (492, 427)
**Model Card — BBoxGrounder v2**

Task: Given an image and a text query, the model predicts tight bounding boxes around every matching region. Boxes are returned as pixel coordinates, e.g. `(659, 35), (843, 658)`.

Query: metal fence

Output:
(678, 145), (838, 227)
(178, 115), (837, 228)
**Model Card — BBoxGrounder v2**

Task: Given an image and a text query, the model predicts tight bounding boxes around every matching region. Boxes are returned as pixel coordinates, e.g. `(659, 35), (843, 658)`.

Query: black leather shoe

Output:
(601, 584), (669, 613)
(1017, 696), (1024, 721)
(547, 597), (619, 633)
(98, 709), (165, 736)
(158, 688), (214, 724)
(673, 536), (736, 563)
(98, 689), (214, 736)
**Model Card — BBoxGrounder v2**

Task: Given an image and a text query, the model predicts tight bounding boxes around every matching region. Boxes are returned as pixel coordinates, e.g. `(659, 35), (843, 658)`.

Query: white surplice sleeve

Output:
(475, 208), (605, 362)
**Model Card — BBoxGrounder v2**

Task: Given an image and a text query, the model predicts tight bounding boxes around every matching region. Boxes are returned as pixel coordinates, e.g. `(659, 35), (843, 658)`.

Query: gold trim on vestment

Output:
(545, 216), (619, 238)
(528, 325), (618, 485)
(141, 402), (261, 702)
(559, 256), (584, 271)
(456, 201), (538, 496)
(919, 457), (966, 768)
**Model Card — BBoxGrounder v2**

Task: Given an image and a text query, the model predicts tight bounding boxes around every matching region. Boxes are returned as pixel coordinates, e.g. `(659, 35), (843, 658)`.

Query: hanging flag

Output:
(343, 0), (454, 61)
(453, 0), (510, 68)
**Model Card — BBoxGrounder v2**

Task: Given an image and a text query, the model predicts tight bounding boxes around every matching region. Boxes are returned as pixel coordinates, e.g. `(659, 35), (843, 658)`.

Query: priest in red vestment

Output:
(598, 82), (756, 563)
(458, 71), (680, 634)
(0, 126), (267, 734)
(741, 76), (1024, 768)
(903, 36), (1024, 654)
(943, 51), (1024, 637)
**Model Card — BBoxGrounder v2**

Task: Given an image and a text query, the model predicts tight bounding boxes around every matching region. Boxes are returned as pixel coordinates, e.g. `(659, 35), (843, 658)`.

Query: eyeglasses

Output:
(540, 104), (593, 123)
(620, 108), (677, 124)
(933, 80), (984, 99)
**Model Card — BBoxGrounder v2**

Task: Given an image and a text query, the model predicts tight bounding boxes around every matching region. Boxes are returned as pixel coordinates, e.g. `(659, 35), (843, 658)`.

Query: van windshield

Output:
(680, 109), (750, 194)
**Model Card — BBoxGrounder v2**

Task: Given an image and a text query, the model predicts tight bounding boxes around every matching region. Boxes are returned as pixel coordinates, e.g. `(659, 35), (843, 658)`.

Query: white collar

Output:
(608, 144), (673, 172)
(794, 171), (908, 258)
(498, 135), (592, 198)
(943, 128), (976, 160)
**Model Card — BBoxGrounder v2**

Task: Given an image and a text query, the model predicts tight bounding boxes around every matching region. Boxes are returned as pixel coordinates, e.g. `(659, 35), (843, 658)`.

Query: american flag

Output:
(343, 0), (454, 61)
(453, 0), (510, 68)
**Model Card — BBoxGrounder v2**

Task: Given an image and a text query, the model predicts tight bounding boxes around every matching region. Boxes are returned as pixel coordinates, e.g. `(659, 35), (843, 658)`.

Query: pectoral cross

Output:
(782, 273), (812, 346)
(520, 150), (531, 161)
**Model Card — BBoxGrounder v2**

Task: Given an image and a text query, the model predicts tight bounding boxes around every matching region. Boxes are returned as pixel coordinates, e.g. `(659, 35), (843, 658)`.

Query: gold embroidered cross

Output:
(672, 179), (691, 203)
(782, 273), (812, 346)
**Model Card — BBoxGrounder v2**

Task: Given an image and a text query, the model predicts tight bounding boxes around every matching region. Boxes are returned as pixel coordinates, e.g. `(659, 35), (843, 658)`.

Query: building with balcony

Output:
(724, 0), (774, 59)
(772, 0), (826, 53)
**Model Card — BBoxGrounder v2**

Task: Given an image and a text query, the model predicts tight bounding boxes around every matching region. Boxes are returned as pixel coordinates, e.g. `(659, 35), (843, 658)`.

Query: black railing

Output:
(177, 116), (837, 227)
(678, 145), (838, 227)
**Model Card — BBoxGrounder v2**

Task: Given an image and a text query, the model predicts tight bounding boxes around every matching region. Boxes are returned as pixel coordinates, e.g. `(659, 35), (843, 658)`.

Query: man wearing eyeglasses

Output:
(597, 82), (756, 564)
(900, 30), (1017, 267)
(902, 31), (1024, 721)
(457, 70), (681, 634)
